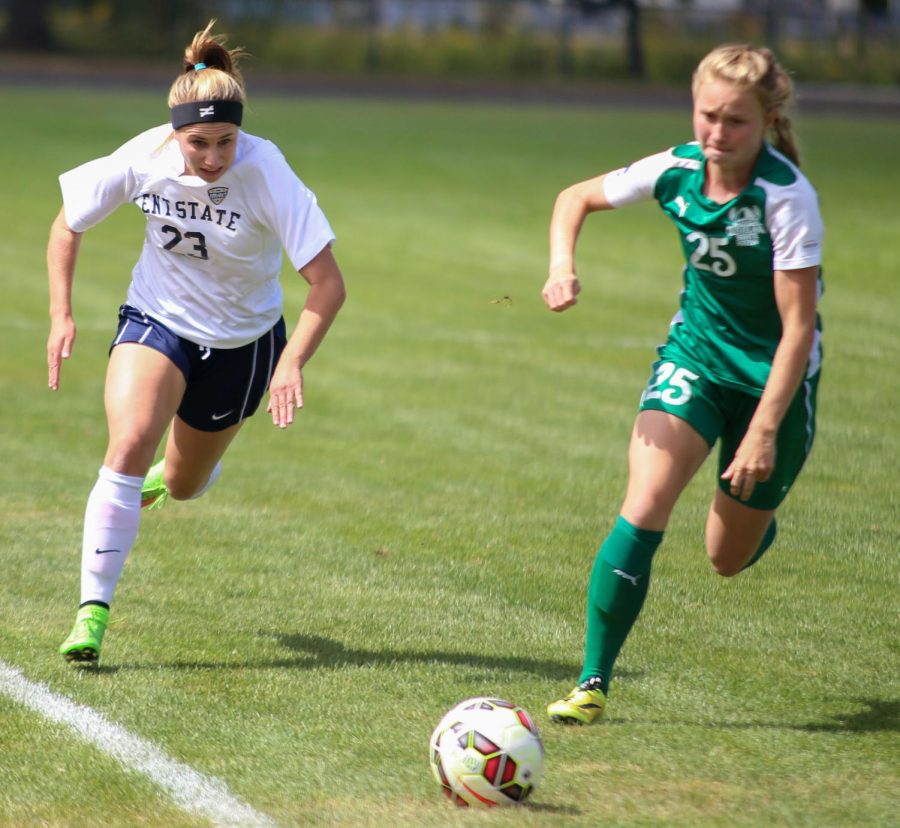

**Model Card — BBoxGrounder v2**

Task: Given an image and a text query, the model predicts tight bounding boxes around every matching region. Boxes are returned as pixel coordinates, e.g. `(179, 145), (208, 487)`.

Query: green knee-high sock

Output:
(740, 518), (777, 572)
(579, 516), (664, 693)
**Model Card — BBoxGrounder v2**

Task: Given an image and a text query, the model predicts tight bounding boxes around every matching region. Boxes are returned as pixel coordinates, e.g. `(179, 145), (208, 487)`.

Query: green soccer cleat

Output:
(547, 677), (607, 725)
(59, 604), (109, 665)
(141, 459), (168, 509)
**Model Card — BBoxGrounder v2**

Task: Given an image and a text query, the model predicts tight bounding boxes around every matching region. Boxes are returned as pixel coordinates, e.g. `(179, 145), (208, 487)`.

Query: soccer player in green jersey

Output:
(543, 44), (823, 724)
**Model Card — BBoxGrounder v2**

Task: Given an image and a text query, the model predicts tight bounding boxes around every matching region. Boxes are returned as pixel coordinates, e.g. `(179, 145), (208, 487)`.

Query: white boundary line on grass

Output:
(0, 660), (276, 828)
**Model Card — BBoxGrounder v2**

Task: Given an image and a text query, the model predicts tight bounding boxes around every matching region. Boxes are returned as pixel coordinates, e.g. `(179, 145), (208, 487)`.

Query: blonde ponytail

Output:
(168, 20), (247, 109)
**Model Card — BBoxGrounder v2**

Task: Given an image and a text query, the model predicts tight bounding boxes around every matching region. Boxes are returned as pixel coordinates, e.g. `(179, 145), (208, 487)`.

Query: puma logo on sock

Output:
(612, 568), (641, 586)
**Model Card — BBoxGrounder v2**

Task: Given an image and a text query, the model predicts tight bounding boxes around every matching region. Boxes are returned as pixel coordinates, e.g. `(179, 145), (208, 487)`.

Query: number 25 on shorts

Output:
(641, 362), (699, 406)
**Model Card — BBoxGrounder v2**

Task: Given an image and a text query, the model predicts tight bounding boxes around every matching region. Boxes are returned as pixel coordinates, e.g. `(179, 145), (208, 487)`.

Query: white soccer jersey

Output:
(59, 125), (336, 348)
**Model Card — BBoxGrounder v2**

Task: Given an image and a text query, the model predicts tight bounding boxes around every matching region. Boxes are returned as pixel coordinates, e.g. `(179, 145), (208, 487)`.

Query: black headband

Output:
(171, 100), (243, 130)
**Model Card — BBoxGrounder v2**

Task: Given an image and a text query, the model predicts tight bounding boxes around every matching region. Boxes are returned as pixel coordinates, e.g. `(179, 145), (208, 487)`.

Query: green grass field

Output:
(0, 85), (898, 827)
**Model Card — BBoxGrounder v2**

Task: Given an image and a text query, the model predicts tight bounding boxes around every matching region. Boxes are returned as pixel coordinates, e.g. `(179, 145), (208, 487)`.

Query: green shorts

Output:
(637, 353), (820, 510)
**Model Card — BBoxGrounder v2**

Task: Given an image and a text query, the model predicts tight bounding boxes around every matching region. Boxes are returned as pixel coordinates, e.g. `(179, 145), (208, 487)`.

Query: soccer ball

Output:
(429, 697), (543, 806)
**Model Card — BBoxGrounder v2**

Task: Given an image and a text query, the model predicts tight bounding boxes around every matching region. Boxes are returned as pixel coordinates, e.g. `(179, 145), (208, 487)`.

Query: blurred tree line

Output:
(2, 0), (195, 50)
(1, 0), (896, 84)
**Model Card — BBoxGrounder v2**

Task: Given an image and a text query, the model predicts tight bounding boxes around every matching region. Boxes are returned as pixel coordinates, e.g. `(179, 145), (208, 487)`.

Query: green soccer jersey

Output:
(602, 141), (824, 394)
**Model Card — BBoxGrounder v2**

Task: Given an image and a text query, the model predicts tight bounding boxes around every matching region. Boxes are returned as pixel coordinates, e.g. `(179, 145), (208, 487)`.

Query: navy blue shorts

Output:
(111, 305), (287, 433)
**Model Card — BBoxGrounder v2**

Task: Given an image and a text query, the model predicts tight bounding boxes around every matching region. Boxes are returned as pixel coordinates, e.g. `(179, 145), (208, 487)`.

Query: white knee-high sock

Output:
(80, 466), (143, 607)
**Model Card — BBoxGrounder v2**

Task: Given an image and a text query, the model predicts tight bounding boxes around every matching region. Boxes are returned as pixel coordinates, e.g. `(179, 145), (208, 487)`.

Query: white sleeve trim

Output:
(602, 148), (683, 208)
(761, 176), (824, 271)
(58, 126), (168, 232)
(249, 146), (336, 273)
(59, 155), (135, 232)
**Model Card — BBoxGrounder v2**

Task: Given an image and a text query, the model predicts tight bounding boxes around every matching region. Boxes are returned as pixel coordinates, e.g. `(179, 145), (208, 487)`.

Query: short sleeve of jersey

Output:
(58, 128), (164, 232)
(249, 147), (336, 272)
(761, 176), (824, 271)
(602, 149), (679, 208)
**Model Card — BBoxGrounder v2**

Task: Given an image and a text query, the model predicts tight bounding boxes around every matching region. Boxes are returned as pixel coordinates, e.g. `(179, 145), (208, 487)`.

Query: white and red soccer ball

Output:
(429, 697), (544, 807)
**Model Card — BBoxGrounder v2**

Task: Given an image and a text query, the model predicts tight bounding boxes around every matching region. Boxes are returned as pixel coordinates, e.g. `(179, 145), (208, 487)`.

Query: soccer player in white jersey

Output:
(50, 22), (346, 664)
(542, 44), (824, 723)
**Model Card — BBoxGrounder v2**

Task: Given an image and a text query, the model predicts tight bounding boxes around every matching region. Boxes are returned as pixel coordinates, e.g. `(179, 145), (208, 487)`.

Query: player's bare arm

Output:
(543, 174), (613, 312)
(721, 265), (819, 500)
(47, 207), (82, 390)
(267, 245), (346, 429)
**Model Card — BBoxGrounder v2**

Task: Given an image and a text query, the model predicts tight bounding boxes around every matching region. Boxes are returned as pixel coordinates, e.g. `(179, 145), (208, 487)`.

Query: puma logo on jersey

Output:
(612, 568), (641, 586)
(674, 196), (690, 217)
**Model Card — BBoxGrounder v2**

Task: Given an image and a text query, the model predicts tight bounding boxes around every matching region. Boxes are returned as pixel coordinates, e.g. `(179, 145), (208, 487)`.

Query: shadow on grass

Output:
(791, 698), (900, 734)
(524, 802), (582, 816)
(100, 632), (643, 684)
(602, 698), (900, 735)
(271, 633), (580, 681)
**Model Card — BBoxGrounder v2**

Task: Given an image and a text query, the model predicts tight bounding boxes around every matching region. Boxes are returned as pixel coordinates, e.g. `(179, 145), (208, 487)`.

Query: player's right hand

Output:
(48, 317), (76, 390)
(542, 275), (581, 312)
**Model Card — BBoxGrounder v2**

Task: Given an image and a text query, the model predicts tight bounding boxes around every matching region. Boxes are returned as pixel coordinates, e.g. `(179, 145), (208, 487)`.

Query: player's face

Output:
(175, 123), (239, 182)
(693, 79), (773, 173)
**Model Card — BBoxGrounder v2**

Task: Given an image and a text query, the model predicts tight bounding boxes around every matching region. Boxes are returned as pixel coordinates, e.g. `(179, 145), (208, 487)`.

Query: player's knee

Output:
(105, 437), (159, 476)
(164, 476), (199, 500)
(708, 554), (744, 578)
(166, 461), (222, 501)
(165, 485), (191, 501)
(706, 543), (749, 578)
(620, 497), (672, 532)
(166, 480), (201, 500)
(707, 517), (777, 577)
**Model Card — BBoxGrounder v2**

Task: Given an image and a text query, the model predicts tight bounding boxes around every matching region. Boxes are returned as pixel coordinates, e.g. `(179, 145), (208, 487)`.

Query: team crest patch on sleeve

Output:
(208, 186), (229, 205)
(725, 206), (764, 247)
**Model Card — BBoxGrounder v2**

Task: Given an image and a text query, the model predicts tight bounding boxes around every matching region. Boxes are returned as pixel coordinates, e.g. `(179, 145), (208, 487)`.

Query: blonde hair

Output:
(167, 20), (247, 109)
(692, 44), (800, 166)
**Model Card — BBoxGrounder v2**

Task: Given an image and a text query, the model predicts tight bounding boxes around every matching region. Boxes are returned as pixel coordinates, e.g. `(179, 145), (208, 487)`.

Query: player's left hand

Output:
(267, 361), (304, 429)
(721, 430), (776, 501)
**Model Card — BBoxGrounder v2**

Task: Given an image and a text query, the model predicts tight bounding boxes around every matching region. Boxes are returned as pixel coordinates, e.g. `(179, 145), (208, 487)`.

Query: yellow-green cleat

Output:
(59, 604), (109, 665)
(141, 459), (168, 509)
(547, 677), (607, 725)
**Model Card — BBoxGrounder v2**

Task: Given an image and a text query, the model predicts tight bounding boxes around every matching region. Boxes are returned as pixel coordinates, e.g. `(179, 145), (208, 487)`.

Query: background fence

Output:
(1, 0), (898, 85)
